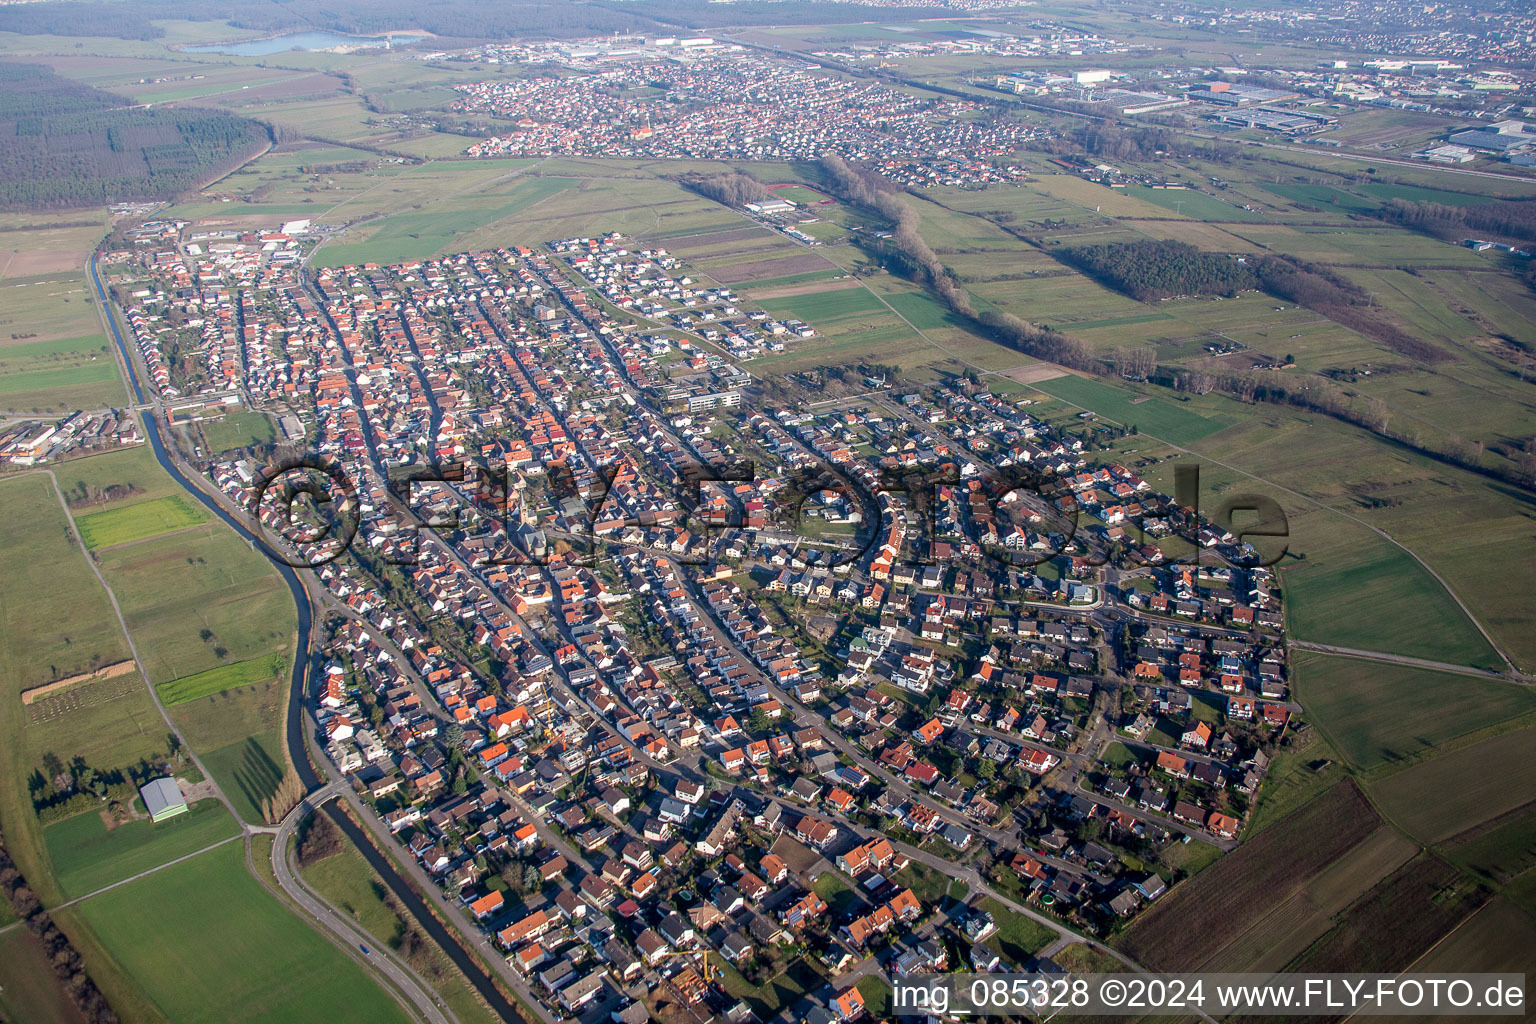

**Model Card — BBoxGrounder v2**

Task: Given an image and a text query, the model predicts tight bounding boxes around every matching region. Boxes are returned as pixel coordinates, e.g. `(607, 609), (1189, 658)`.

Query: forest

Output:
(1374, 196), (1536, 252)
(0, 62), (270, 210)
(1060, 240), (1258, 301)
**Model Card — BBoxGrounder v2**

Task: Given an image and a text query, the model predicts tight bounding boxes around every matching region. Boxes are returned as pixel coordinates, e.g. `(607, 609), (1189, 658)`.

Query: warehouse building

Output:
(141, 778), (188, 822)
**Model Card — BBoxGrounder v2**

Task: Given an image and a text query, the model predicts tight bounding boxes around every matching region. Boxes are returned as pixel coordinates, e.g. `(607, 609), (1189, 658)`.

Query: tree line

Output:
(0, 826), (119, 1024)
(1253, 253), (1451, 363)
(817, 154), (1096, 370)
(1063, 241), (1451, 363)
(1372, 196), (1536, 248)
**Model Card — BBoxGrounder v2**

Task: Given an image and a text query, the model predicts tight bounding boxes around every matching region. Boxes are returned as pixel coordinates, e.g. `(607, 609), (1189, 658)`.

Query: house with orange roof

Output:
(912, 717), (945, 745)
(469, 890), (505, 920)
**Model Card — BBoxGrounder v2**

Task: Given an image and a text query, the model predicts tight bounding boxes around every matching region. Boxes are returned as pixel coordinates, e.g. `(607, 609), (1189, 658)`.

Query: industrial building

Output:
(1188, 82), (1300, 107)
(1208, 107), (1337, 134)
(1447, 120), (1536, 154)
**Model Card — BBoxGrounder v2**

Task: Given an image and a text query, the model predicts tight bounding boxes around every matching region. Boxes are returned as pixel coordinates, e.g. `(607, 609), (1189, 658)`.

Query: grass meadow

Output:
(43, 799), (240, 899)
(75, 495), (211, 550)
(68, 841), (412, 1024)
(1291, 653), (1536, 771)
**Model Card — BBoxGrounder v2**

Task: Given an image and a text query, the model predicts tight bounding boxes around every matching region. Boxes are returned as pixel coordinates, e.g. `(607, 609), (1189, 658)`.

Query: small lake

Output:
(184, 31), (402, 56)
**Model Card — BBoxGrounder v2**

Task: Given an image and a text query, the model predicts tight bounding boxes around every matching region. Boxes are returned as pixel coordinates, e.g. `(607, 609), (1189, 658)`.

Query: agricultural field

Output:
(43, 799), (240, 899)
(1195, 826), (1418, 972)
(1120, 186), (1271, 222)
(1116, 781), (1381, 971)
(1291, 653), (1536, 772)
(1407, 897), (1536, 1004)
(0, 475), (168, 905)
(0, 216), (108, 279)
(1157, 409), (1513, 670)
(93, 524), (296, 686)
(0, 272), (124, 413)
(1027, 374), (1232, 445)
(1370, 726), (1536, 844)
(65, 841), (413, 1024)
(1285, 855), (1487, 974)
(74, 494), (211, 550)
(0, 927), (88, 1024)
(1443, 804), (1536, 885)
(156, 655), (286, 707)
(169, 680), (289, 824)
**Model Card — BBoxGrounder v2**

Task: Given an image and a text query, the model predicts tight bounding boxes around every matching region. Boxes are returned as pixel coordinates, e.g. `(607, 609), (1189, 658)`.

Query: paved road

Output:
(89, 254), (534, 1024)
(9, 465), (247, 829)
(270, 795), (456, 1024)
(1290, 640), (1530, 682)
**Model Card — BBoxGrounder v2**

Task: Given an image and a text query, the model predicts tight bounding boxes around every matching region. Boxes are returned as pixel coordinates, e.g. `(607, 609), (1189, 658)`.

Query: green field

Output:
(768, 184), (834, 204)
(1028, 374), (1231, 445)
(1371, 726), (1536, 843)
(57, 443), (183, 511)
(758, 287), (886, 323)
(0, 270), (124, 412)
(1292, 653), (1536, 771)
(43, 798), (241, 899)
(1124, 186), (1271, 222)
(1280, 532), (1501, 670)
(167, 670), (289, 824)
(95, 525), (297, 685)
(0, 476), (166, 908)
(157, 655), (285, 707)
(1445, 807), (1536, 885)
(0, 360), (121, 400)
(200, 411), (277, 452)
(75, 495), (211, 550)
(69, 841), (411, 1024)
(0, 928), (87, 1024)
(312, 175), (580, 267)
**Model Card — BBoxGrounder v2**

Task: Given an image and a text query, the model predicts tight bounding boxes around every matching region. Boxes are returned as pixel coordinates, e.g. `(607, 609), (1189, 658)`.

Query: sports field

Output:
(68, 841), (413, 1024)
(75, 495), (211, 549)
(200, 411), (277, 452)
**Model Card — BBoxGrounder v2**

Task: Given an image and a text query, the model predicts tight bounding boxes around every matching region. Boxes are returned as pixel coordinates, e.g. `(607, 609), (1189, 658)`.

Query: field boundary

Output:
(20, 661), (135, 705)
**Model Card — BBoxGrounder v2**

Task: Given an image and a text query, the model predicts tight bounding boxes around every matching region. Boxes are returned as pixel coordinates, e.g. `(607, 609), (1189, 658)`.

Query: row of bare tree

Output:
(0, 826), (118, 1023)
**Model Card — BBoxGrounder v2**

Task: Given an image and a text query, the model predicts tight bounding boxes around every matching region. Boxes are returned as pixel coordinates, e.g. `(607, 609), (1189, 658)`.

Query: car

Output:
(360, 944), (371, 955)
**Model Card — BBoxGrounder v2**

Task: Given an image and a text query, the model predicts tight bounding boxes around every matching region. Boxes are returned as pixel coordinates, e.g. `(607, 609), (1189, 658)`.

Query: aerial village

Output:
(94, 210), (1297, 1024)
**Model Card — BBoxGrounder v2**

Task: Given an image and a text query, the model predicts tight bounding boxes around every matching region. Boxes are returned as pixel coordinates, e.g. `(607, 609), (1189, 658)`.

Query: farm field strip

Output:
(74, 494), (211, 550)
